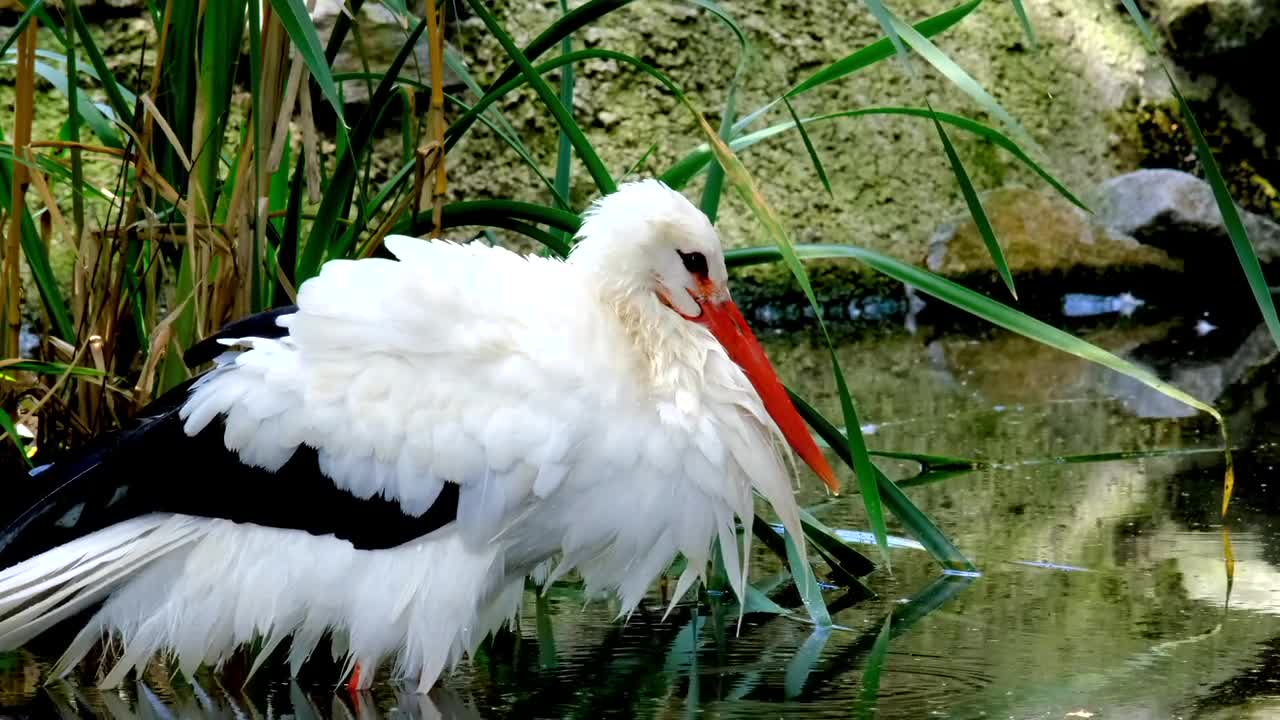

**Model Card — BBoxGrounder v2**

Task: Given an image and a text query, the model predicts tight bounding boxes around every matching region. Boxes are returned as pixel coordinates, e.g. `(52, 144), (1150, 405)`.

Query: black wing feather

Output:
(183, 305), (299, 367)
(1, 306), (458, 568)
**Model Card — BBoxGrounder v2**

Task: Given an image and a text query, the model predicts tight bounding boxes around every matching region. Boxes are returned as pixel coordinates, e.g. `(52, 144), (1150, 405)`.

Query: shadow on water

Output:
(4, 312), (1280, 718)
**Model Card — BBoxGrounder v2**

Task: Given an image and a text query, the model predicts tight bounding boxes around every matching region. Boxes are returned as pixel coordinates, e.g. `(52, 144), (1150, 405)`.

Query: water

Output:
(3, 316), (1278, 719)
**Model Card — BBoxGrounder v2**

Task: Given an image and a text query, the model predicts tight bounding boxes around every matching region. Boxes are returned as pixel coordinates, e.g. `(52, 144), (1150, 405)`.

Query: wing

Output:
(6, 236), (802, 613)
(0, 390), (459, 569)
(178, 236), (654, 549)
(183, 304), (297, 367)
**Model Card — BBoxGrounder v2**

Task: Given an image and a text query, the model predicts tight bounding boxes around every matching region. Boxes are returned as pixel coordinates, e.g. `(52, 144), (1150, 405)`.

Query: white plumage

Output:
(0, 180), (837, 691)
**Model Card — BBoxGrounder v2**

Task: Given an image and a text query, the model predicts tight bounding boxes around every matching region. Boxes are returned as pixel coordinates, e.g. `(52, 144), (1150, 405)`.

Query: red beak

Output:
(692, 290), (840, 494)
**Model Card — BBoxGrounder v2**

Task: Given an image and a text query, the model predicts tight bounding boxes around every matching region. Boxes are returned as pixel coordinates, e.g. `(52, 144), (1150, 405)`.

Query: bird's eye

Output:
(677, 250), (708, 276)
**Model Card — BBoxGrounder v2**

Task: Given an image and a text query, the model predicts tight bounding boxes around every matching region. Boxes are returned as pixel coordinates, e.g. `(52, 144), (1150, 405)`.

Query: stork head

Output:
(571, 180), (839, 494)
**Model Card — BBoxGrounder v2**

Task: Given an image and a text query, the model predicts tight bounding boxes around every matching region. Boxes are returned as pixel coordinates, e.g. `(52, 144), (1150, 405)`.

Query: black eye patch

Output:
(677, 250), (708, 276)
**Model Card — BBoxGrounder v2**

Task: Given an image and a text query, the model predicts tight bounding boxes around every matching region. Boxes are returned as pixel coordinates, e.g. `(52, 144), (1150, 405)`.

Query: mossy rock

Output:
(930, 187), (1181, 275)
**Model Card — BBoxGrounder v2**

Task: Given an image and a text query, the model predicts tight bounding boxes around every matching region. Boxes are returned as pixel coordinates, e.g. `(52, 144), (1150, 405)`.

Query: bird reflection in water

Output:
(37, 679), (483, 720)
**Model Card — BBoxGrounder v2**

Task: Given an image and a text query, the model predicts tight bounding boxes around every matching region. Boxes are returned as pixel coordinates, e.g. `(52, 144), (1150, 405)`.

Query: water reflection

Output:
(27, 679), (485, 719)
(4, 317), (1280, 718)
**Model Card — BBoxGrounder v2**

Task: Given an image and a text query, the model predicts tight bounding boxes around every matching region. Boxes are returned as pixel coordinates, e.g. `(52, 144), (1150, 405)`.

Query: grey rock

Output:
(1094, 169), (1280, 263)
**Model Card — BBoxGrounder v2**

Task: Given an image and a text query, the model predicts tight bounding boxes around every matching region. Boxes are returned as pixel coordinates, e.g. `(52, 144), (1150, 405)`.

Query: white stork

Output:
(0, 180), (838, 692)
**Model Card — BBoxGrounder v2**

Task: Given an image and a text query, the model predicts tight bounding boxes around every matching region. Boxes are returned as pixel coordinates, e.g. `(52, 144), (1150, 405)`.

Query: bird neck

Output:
(595, 279), (711, 395)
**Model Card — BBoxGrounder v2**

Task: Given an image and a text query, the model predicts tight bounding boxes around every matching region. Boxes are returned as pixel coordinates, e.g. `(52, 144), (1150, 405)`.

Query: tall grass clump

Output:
(0, 0), (1264, 631)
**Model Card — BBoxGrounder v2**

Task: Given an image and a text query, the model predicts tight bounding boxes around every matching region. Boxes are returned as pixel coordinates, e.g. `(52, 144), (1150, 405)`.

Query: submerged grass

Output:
(0, 0), (1259, 678)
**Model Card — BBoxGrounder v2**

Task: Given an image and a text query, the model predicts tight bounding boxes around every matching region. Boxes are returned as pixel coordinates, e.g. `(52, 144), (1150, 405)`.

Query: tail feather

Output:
(0, 516), (169, 616)
(0, 388), (196, 573)
(245, 629), (289, 683)
(0, 515), (207, 654)
(48, 620), (106, 681)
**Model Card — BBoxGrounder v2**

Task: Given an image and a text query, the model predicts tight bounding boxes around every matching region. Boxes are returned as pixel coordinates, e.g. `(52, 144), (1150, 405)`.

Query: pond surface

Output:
(2, 314), (1277, 719)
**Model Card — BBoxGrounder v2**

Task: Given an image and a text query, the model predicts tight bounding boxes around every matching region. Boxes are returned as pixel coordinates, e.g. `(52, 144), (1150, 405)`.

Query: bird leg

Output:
(347, 662), (364, 693)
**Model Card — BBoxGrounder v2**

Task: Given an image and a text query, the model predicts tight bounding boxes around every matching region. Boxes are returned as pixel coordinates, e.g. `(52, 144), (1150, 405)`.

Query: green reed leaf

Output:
(664, 106), (1086, 211)
(782, 96), (833, 197)
(269, 0), (346, 128)
(465, 0), (616, 195)
(0, 408), (32, 468)
(1167, 71), (1280, 350)
(930, 106), (1016, 299)
(1011, 0), (1039, 47)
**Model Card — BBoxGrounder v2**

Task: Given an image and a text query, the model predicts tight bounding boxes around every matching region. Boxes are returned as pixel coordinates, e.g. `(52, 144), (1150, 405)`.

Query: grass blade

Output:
(799, 508), (876, 577)
(0, 360), (107, 377)
(781, 96), (832, 197)
(742, 584), (790, 615)
(808, 542), (876, 598)
(751, 515), (795, 573)
(733, 0), (982, 130)
(320, 0), (364, 64)
(298, 17), (427, 280)
(0, 407), (32, 468)
(733, 244), (1223, 421)
(397, 200), (579, 256)
(862, 0), (913, 74)
(1167, 71), (1280, 350)
(445, 0), (634, 143)
(535, 592), (558, 670)
(1118, 0), (1157, 48)
(158, 250), (196, 392)
(464, 0), (616, 195)
(784, 522), (832, 627)
(664, 106), (1086, 211)
(684, 88), (893, 572)
(63, 0), (85, 309)
(0, 0), (45, 58)
(0, 148), (111, 203)
(464, 219), (567, 252)
(618, 141), (659, 179)
(885, 7), (1035, 148)
(18, 60), (122, 148)
(269, 0), (346, 128)
(0, 135), (74, 342)
(442, 48), (724, 203)
(689, 0), (751, 222)
(441, 48), (559, 206)
(277, 151), (306, 301)
(930, 105), (1015, 299)
(449, 98), (569, 210)
(855, 614), (892, 719)
(438, 200), (581, 236)
(790, 390), (974, 572)
(868, 448), (982, 471)
(24, 4), (66, 48)
(554, 0), (575, 228)
(784, 628), (831, 699)
(1116, 0), (1242, 534)
(335, 75), (571, 208)
(33, 49), (140, 106)
(443, 47), (534, 153)
(64, 1), (132, 121)
(1010, 0), (1039, 48)
(832, 354), (891, 569)
(248, 0), (266, 312)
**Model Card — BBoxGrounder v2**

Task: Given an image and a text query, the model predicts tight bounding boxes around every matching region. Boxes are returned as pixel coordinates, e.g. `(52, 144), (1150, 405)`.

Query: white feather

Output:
(0, 180), (817, 690)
